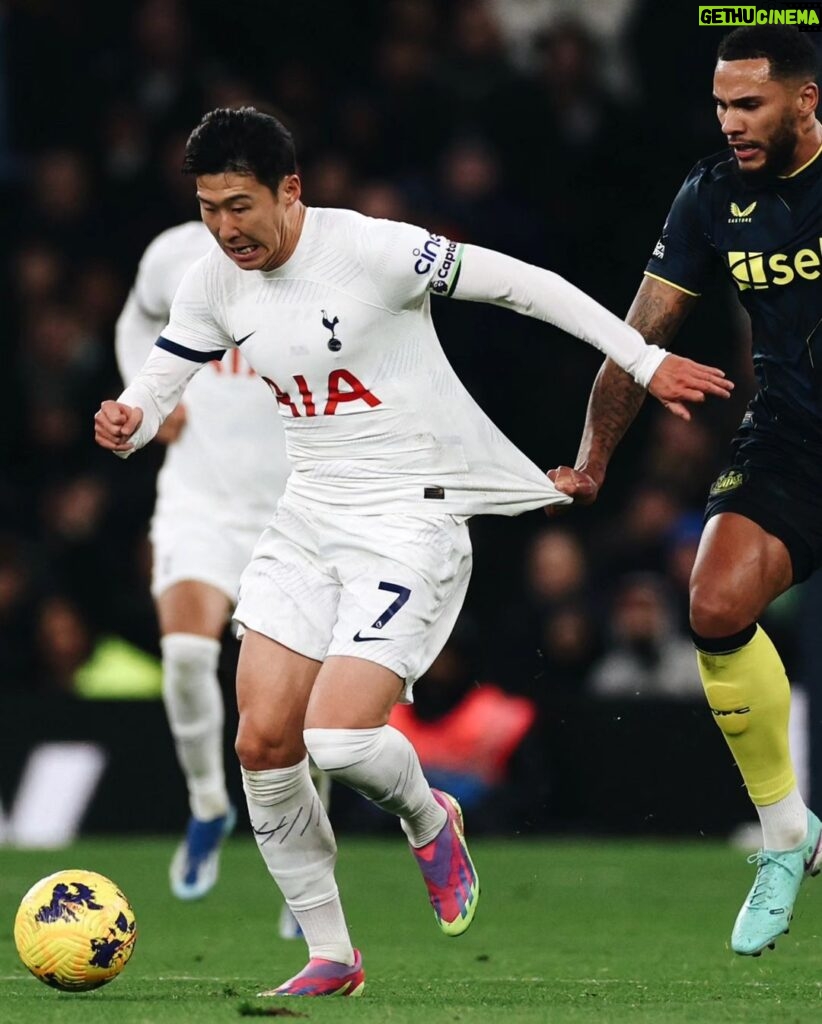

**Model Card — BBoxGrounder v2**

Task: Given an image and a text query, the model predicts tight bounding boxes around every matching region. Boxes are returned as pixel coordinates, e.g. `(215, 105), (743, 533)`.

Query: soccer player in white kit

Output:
(96, 108), (733, 997)
(115, 222), (300, 910)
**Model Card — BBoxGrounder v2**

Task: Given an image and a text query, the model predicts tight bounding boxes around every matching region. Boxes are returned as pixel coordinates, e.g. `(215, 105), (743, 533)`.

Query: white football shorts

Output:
(234, 499), (473, 699)
(150, 498), (269, 602)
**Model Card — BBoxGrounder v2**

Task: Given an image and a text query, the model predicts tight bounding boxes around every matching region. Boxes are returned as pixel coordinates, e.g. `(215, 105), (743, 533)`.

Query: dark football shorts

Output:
(704, 416), (822, 584)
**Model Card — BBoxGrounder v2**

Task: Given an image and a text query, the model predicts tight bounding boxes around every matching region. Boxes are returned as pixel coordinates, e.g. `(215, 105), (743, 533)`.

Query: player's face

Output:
(713, 58), (804, 178)
(196, 172), (301, 270)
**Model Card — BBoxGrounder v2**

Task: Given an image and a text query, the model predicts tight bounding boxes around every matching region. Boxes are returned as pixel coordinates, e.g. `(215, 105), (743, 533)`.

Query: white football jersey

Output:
(116, 221), (290, 525)
(122, 207), (666, 516)
(152, 209), (569, 516)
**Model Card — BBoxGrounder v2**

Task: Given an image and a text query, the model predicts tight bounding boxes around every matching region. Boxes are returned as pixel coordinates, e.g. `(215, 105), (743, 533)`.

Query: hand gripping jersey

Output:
(120, 209), (666, 517)
(645, 144), (822, 445)
(115, 221), (291, 525)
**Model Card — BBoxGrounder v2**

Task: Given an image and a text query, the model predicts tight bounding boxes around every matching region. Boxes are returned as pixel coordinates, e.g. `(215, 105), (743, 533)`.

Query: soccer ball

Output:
(14, 869), (137, 991)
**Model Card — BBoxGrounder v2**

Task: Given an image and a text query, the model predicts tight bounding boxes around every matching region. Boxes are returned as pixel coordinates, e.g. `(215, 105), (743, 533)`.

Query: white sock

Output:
(291, 898), (353, 964)
(161, 633), (228, 821)
(304, 726), (447, 847)
(242, 758), (353, 964)
(756, 787), (808, 850)
(309, 759), (332, 811)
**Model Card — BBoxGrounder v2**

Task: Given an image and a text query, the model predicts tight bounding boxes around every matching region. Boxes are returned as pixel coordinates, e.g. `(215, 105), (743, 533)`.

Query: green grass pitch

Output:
(2, 835), (822, 1023)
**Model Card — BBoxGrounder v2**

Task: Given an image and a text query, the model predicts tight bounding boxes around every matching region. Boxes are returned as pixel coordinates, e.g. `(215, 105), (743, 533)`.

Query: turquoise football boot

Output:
(731, 809), (822, 955)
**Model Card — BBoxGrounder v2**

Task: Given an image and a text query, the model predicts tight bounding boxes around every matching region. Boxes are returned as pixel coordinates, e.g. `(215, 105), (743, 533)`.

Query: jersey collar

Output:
(779, 140), (822, 180)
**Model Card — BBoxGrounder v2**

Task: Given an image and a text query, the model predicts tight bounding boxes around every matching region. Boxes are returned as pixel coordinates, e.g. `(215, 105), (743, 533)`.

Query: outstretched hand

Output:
(94, 400), (143, 452)
(545, 466), (599, 517)
(649, 353), (733, 421)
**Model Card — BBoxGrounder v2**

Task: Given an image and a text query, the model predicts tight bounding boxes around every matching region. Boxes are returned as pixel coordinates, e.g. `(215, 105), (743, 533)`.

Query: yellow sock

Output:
(697, 625), (795, 805)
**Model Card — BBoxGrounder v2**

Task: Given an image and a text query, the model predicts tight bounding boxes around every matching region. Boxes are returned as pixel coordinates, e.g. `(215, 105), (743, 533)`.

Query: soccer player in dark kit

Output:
(550, 25), (822, 956)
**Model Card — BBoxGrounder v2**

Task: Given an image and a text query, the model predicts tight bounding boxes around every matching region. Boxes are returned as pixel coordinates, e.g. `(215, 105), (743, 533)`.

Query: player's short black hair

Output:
(182, 107), (297, 192)
(717, 26), (818, 81)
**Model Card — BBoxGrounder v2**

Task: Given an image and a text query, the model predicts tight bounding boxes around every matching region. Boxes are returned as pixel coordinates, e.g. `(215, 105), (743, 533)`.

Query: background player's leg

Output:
(690, 513), (821, 954)
(157, 580), (233, 899)
(304, 656), (479, 936)
(236, 630), (355, 970)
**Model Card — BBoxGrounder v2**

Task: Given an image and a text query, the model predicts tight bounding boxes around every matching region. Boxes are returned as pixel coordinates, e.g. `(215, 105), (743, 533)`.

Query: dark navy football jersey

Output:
(645, 145), (822, 442)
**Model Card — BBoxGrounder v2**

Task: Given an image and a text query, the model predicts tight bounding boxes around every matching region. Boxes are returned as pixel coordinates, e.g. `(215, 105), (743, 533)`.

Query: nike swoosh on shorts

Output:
(352, 632), (391, 643)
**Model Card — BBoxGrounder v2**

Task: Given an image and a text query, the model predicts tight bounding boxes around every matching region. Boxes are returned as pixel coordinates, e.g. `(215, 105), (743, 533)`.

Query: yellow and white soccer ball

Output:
(14, 869), (137, 991)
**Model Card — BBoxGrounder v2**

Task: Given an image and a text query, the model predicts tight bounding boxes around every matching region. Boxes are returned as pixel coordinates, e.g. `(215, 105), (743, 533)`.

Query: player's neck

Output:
(264, 202), (307, 270)
(788, 120), (822, 176)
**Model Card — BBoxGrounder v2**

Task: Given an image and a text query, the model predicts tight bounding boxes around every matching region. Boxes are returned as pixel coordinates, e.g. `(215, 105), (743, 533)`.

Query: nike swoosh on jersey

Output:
(234, 331), (256, 345)
(352, 631), (392, 643)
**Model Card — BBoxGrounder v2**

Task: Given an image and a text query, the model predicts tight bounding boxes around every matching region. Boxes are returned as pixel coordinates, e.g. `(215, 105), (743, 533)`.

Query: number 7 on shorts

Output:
(372, 581), (411, 629)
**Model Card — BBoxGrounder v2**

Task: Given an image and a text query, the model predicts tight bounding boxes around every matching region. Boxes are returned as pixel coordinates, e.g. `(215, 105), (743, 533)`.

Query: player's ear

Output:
(280, 173), (302, 206)
(797, 80), (818, 117)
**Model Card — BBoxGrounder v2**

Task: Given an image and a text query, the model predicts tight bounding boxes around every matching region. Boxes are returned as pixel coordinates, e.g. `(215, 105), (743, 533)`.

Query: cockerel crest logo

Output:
(322, 310), (341, 352)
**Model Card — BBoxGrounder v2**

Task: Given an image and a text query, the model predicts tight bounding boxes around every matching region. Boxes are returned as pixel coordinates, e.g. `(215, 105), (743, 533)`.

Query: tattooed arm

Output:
(548, 276), (704, 506)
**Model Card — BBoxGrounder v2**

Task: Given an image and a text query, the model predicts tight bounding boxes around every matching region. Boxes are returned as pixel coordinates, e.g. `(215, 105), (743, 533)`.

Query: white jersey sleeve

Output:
(158, 253), (235, 359)
(358, 219), (466, 311)
(357, 220), (665, 388)
(117, 347), (201, 454)
(117, 254), (235, 452)
(450, 244), (667, 388)
(115, 293), (166, 385)
(115, 222), (214, 385)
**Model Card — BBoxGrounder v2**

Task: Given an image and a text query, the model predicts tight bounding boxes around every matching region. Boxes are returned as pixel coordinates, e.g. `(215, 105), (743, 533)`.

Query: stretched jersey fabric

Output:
(120, 208), (666, 517)
(645, 143), (822, 445)
(115, 221), (290, 524)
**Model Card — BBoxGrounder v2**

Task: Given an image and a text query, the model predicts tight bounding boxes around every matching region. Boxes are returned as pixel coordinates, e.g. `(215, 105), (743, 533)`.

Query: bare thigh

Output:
(305, 655), (405, 730)
(235, 629), (322, 770)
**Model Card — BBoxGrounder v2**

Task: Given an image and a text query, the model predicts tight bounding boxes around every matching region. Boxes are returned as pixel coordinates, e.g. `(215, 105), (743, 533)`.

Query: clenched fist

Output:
(94, 401), (143, 453)
(545, 466), (599, 517)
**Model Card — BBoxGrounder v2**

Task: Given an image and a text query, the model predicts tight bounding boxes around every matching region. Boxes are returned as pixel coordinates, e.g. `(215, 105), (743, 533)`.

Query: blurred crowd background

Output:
(2, 0), (820, 833)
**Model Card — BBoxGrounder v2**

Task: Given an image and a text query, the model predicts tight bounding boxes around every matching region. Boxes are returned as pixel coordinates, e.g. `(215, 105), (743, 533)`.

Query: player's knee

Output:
(241, 759), (312, 805)
(235, 716), (305, 771)
(689, 580), (751, 638)
(161, 633), (220, 691)
(303, 726), (383, 775)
